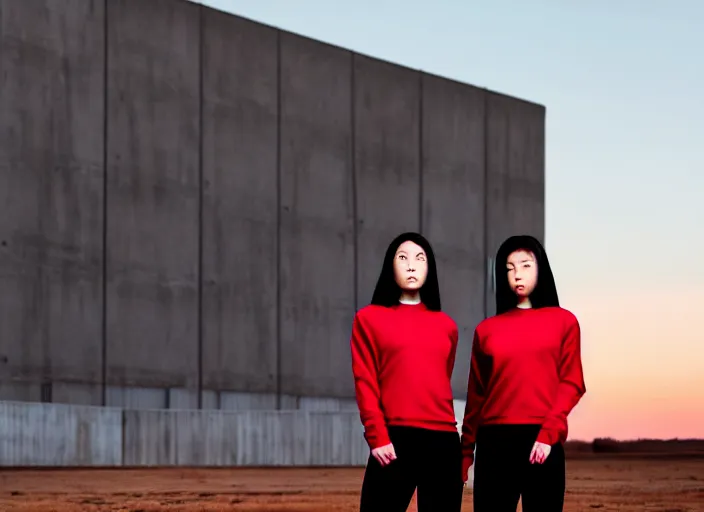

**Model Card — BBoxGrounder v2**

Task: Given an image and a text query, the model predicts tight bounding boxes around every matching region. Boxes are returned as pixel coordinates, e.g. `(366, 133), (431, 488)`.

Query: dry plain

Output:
(0, 455), (702, 511)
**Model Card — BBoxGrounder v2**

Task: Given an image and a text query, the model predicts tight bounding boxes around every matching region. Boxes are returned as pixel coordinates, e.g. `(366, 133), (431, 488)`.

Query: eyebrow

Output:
(507, 259), (533, 266)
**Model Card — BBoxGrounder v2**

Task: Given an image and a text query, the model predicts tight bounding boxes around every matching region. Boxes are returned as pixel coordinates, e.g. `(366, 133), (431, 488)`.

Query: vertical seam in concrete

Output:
(100, 0), (109, 406)
(196, 3), (204, 409)
(120, 409), (126, 465)
(351, 52), (358, 312)
(418, 72), (424, 233)
(482, 90), (489, 319)
(275, 30), (282, 410)
(541, 108), (547, 245)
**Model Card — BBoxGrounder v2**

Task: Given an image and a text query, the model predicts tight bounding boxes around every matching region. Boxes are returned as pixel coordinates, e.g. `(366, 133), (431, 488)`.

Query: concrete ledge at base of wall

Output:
(0, 401), (368, 467)
(0, 401), (123, 466)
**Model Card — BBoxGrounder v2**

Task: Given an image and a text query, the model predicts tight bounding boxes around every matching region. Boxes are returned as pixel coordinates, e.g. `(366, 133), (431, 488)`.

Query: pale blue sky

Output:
(193, 0), (703, 437)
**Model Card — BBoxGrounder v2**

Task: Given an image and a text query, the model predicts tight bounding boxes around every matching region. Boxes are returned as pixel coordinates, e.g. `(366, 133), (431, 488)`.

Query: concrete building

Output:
(0, 0), (544, 417)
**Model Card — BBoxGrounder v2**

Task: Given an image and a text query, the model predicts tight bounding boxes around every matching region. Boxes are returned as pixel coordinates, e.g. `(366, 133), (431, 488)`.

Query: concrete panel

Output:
(0, 402), (122, 466)
(421, 75), (486, 397)
(200, 390), (219, 410)
(122, 409), (367, 466)
(485, 94), (545, 315)
(0, 403), (371, 467)
(0, 0), (104, 402)
(105, 0), (200, 389)
(297, 396), (359, 412)
(278, 394), (301, 410)
(105, 386), (166, 409)
(168, 388), (199, 409)
(354, 56), (421, 306)
(220, 391), (278, 411)
(52, 382), (102, 406)
(0, 382), (41, 402)
(201, 10), (278, 393)
(306, 411), (368, 465)
(279, 34), (355, 398)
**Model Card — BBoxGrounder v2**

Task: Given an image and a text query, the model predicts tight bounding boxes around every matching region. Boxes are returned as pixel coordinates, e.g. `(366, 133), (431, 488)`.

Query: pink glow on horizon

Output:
(559, 287), (703, 441)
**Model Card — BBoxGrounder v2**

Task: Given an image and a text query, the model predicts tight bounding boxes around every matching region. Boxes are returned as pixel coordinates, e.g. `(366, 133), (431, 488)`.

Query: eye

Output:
(398, 254), (406, 260)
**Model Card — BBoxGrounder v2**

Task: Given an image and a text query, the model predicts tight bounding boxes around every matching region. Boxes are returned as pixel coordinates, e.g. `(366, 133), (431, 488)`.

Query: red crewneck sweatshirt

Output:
(461, 306), (586, 477)
(350, 302), (459, 449)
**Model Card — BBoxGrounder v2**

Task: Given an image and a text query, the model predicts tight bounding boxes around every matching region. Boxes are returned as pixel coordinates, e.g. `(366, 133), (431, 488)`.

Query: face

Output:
(506, 249), (538, 298)
(393, 240), (428, 291)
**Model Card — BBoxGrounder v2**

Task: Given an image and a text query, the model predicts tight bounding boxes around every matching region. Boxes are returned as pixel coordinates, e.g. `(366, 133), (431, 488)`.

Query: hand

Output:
(529, 441), (551, 464)
(371, 443), (397, 467)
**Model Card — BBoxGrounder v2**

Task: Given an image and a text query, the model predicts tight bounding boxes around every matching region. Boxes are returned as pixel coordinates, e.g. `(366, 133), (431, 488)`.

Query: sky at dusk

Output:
(196, 0), (704, 441)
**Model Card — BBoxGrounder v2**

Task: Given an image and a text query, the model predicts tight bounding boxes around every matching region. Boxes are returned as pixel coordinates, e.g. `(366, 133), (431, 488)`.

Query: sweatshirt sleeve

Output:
(350, 312), (390, 449)
(536, 316), (586, 446)
(460, 329), (487, 475)
(447, 322), (459, 379)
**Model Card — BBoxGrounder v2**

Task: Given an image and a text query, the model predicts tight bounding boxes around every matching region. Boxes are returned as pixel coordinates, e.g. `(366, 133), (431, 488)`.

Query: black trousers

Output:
(473, 424), (566, 512)
(359, 426), (464, 512)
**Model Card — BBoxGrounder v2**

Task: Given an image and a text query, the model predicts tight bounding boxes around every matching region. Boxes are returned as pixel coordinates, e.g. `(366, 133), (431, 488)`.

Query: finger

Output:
(529, 447), (536, 464)
(388, 447), (397, 461)
(382, 451), (393, 465)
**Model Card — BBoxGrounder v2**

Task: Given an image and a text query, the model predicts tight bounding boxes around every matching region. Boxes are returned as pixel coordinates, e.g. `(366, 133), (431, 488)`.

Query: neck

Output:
(517, 297), (532, 309)
(399, 291), (421, 305)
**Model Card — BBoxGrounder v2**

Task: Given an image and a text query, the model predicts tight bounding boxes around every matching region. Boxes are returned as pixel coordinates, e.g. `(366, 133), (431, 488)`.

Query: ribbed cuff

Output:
(536, 427), (559, 446)
(366, 428), (391, 450)
(461, 455), (474, 483)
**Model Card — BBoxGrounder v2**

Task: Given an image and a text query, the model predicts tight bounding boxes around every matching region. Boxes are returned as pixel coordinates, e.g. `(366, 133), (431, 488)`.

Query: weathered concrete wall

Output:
(279, 34), (356, 398)
(421, 75), (487, 396)
(201, 10), (279, 397)
(122, 409), (368, 466)
(0, 402), (122, 466)
(104, 0), (200, 396)
(0, 401), (367, 466)
(0, 0), (545, 406)
(0, 0), (105, 405)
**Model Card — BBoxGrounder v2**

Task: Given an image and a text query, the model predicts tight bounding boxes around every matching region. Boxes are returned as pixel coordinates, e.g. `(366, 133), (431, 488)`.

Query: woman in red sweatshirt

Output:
(461, 235), (586, 512)
(350, 232), (463, 512)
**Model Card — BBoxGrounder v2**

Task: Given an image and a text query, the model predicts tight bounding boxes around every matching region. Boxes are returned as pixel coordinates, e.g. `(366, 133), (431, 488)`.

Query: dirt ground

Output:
(0, 455), (702, 511)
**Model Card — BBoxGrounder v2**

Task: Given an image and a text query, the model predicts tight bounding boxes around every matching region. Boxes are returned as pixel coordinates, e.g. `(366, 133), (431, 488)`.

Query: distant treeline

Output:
(564, 438), (704, 454)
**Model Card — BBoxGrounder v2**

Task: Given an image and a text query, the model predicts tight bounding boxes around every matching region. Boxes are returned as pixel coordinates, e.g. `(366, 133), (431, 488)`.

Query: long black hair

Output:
(494, 234), (559, 315)
(370, 232), (442, 311)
